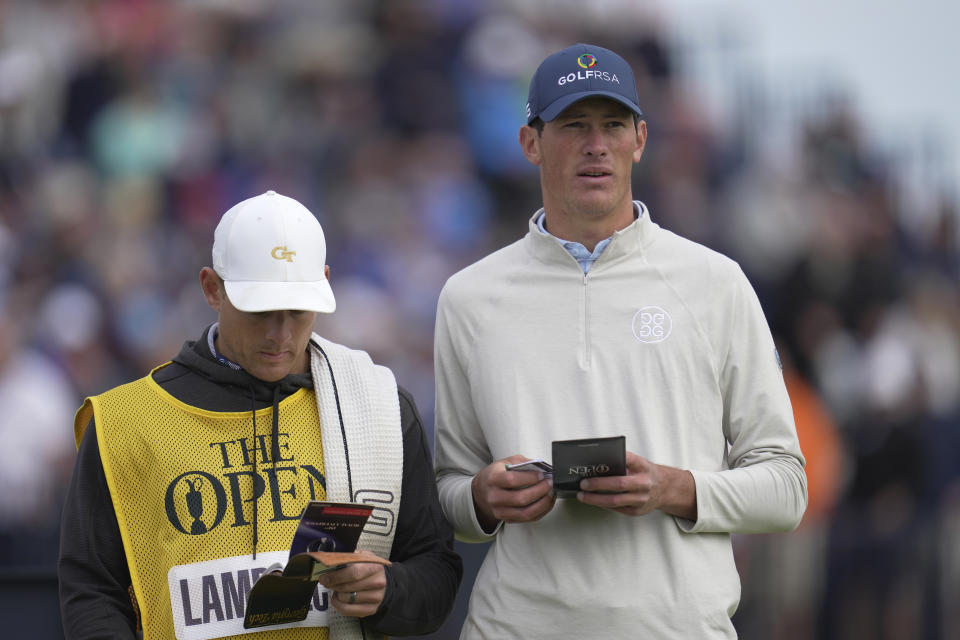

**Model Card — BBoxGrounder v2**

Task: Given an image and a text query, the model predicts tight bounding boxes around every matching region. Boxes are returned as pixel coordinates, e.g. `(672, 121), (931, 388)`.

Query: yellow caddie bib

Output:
(75, 363), (335, 640)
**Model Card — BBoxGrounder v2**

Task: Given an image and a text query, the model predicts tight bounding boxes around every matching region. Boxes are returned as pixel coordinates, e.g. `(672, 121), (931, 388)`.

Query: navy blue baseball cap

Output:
(525, 43), (643, 125)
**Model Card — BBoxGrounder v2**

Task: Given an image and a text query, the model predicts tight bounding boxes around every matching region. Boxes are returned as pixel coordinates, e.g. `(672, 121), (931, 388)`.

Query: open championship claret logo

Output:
(568, 463), (611, 478)
(162, 433), (332, 537)
(161, 434), (398, 539)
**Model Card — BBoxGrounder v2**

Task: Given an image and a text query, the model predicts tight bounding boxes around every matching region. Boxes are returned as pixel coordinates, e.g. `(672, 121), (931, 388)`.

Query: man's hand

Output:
(472, 455), (556, 533)
(317, 562), (387, 618)
(577, 451), (697, 520)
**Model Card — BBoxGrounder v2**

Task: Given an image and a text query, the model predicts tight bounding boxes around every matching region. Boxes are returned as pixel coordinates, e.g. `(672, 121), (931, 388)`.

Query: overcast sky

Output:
(658, 0), (958, 209)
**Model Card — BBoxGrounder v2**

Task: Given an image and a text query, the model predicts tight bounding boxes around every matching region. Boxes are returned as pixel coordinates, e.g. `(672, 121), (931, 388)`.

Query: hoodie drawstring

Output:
(250, 384), (283, 560)
(271, 384), (281, 467)
(315, 343), (354, 500)
(250, 387), (259, 560)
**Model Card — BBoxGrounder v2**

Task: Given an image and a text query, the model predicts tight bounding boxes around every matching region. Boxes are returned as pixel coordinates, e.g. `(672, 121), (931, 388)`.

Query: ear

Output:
(324, 265), (330, 281)
(633, 120), (648, 164)
(518, 125), (543, 166)
(199, 267), (224, 311)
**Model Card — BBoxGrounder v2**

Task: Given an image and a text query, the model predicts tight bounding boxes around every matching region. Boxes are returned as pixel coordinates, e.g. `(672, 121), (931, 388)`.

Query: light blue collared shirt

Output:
(535, 205), (641, 274)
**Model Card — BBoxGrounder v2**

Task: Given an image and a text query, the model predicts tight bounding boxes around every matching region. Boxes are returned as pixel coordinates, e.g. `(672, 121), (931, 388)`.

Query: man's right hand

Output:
(472, 455), (556, 533)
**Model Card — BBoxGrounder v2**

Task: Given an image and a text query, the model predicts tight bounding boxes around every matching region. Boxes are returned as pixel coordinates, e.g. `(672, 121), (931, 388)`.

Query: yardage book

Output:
(243, 501), (391, 629)
(551, 436), (626, 498)
(505, 436), (627, 499)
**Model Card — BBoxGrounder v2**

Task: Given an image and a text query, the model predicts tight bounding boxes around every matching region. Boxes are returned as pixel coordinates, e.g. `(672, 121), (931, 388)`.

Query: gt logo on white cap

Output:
(212, 190), (336, 313)
(270, 246), (296, 262)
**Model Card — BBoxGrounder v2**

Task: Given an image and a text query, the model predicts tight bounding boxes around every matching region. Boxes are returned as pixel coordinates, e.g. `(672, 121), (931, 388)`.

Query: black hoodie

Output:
(58, 325), (462, 638)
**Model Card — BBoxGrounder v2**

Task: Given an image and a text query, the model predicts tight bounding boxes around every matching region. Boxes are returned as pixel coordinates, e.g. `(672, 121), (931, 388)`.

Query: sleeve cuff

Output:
(440, 473), (502, 542)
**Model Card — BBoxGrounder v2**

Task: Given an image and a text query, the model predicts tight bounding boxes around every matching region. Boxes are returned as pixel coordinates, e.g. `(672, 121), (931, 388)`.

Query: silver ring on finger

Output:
(348, 591), (358, 605)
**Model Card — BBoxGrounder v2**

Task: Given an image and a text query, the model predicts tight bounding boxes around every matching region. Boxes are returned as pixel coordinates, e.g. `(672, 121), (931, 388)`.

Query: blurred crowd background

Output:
(1, 1), (958, 638)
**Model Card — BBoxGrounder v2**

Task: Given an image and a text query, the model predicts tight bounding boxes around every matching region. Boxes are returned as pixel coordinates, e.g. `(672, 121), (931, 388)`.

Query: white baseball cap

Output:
(212, 190), (336, 313)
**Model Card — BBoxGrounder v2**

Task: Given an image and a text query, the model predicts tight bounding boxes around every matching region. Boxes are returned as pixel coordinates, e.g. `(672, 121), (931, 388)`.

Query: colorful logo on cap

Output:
(577, 54), (598, 69)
